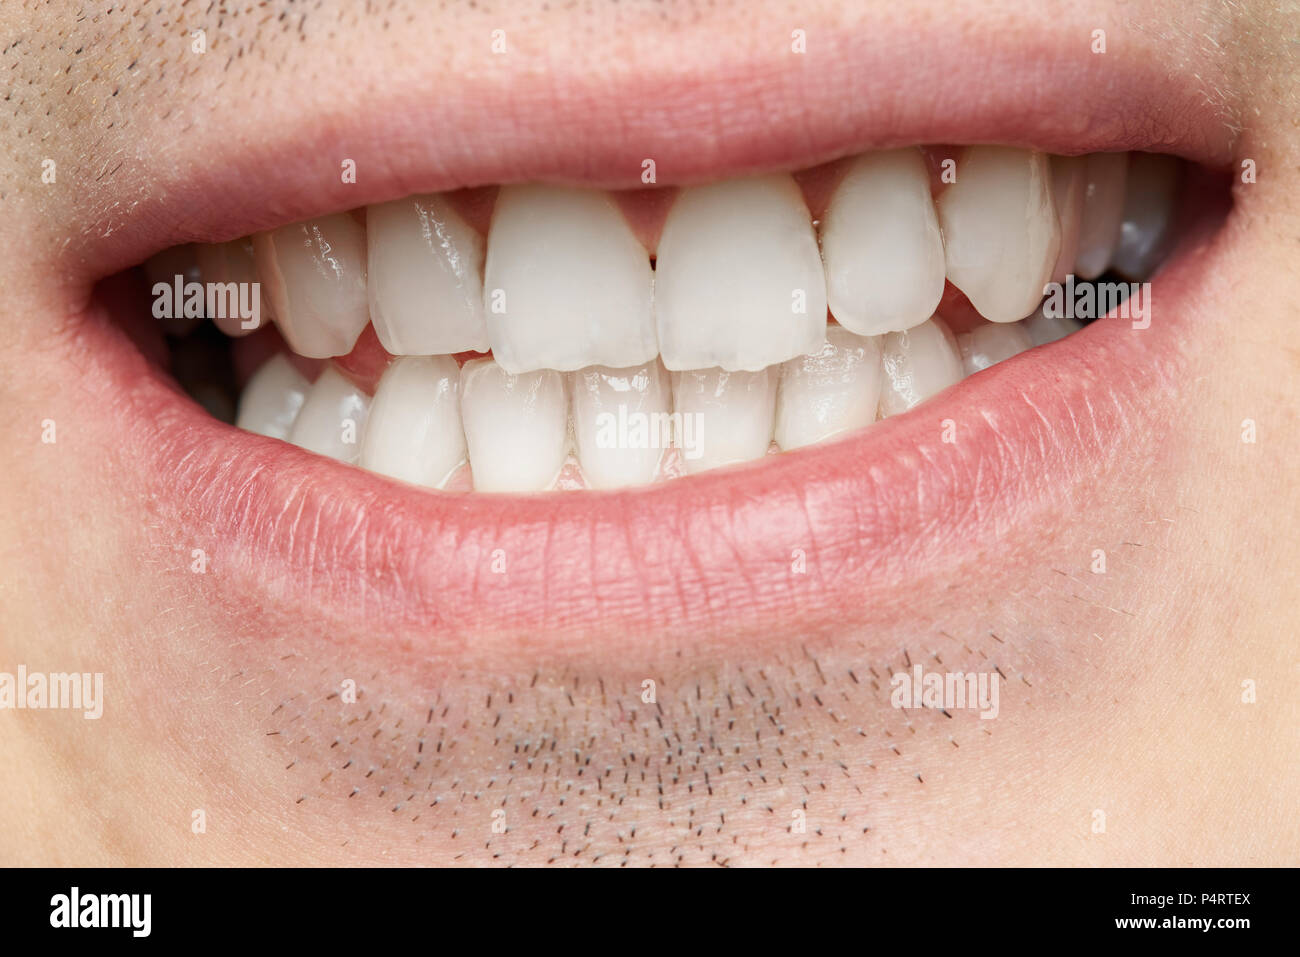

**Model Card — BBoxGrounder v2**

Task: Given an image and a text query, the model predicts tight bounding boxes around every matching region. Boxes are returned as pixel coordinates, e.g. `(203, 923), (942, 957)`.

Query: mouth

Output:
(57, 6), (1240, 658)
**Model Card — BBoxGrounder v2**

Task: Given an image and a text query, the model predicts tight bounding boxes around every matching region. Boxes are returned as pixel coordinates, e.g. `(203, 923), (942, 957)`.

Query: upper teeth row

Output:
(186, 146), (1178, 370)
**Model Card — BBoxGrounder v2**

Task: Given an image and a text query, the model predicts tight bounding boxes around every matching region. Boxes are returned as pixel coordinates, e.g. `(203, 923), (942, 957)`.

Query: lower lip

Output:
(84, 200), (1222, 660)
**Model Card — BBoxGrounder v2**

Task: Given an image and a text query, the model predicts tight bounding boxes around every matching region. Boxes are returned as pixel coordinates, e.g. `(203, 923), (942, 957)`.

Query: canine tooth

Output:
(775, 325), (882, 450)
(938, 147), (1060, 323)
(655, 175), (826, 371)
(570, 361), (671, 490)
(460, 359), (568, 492)
(1111, 153), (1180, 279)
(197, 239), (265, 336)
(360, 356), (466, 488)
(1075, 152), (1128, 279)
(287, 366), (371, 463)
(957, 322), (1033, 375)
(670, 367), (776, 474)
(820, 149), (946, 335)
(367, 195), (489, 356)
(253, 214), (369, 359)
(1024, 306), (1083, 346)
(235, 354), (309, 440)
(483, 185), (655, 374)
(1049, 156), (1086, 285)
(878, 317), (962, 417)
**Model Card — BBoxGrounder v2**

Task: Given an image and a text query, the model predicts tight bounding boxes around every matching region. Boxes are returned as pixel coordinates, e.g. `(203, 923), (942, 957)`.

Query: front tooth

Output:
(1049, 156), (1087, 286)
(570, 361), (671, 489)
(1074, 152), (1129, 279)
(367, 195), (489, 356)
(460, 359), (568, 492)
(956, 322), (1033, 375)
(360, 356), (466, 488)
(655, 174), (827, 371)
(670, 367), (776, 474)
(775, 325), (882, 450)
(236, 353), (310, 440)
(1024, 305), (1083, 346)
(253, 214), (369, 359)
(820, 149), (946, 335)
(878, 317), (963, 417)
(937, 147), (1061, 323)
(483, 185), (655, 374)
(287, 366), (371, 463)
(1111, 153), (1180, 280)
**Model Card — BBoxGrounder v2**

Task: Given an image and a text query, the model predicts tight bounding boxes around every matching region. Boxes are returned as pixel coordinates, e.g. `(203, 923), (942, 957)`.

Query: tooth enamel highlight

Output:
(482, 185), (655, 374)
(1074, 152), (1129, 280)
(820, 149), (946, 335)
(671, 367), (776, 474)
(1049, 156), (1086, 286)
(775, 325), (882, 450)
(460, 359), (568, 492)
(360, 356), (467, 488)
(570, 361), (671, 489)
(366, 195), (490, 356)
(1111, 153), (1180, 280)
(287, 366), (371, 463)
(235, 354), (310, 440)
(253, 214), (369, 359)
(655, 174), (827, 371)
(938, 147), (1061, 323)
(878, 317), (963, 417)
(1024, 306), (1083, 346)
(196, 240), (266, 336)
(957, 321), (1033, 375)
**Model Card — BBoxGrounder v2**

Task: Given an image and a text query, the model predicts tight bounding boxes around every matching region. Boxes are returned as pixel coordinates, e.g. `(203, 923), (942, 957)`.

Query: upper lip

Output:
(59, 6), (1238, 659)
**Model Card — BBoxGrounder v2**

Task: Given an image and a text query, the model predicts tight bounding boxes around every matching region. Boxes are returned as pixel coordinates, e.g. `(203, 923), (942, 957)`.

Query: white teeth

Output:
(938, 147), (1061, 323)
(655, 174), (827, 372)
(366, 195), (489, 357)
(1049, 156), (1087, 286)
(820, 149), (946, 335)
(878, 317), (963, 417)
(235, 354), (310, 440)
(1074, 152), (1129, 280)
(196, 239), (266, 336)
(460, 359), (568, 492)
(570, 361), (671, 489)
(1023, 305), (1083, 346)
(287, 366), (371, 463)
(483, 185), (655, 374)
(671, 367), (776, 474)
(253, 214), (369, 359)
(956, 321), (1033, 375)
(1111, 153), (1180, 280)
(360, 356), (466, 488)
(775, 325), (882, 450)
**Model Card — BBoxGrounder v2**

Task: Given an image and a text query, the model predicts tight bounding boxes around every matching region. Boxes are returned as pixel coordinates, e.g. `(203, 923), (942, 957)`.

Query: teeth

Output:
(360, 356), (466, 488)
(253, 214), (369, 359)
(235, 354), (310, 440)
(460, 359), (568, 491)
(196, 239), (266, 336)
(483, 185), (655, 374)
(820, 149), (946, 335)
(1111, 153), (1180, 280)
(1023, 305), (1083, 346)
(366, 195), (489, 357)
(775, 325), (882, 450)
(937, 147), (1061, 323)
(878, 317), (963, 417)
(655, 174), (827, 371)
(956, 321), (1033, 375)
(1049, 156), (1087, 286)
(144, 244), (204, 337)
(287, 366), (371, 463)
(570, 361), (671, 489)
(671, 367), (776, 474)
(1074, 152), (1129, 280)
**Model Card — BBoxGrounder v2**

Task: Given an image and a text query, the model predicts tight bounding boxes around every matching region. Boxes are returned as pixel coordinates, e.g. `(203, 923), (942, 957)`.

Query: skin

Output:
(0, 0), (1296, 866)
